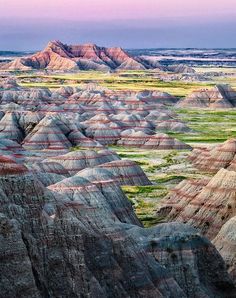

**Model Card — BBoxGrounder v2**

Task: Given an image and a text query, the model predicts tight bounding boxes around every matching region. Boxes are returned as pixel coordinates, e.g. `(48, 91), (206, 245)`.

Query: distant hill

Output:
(0, 40), (158, 71)
(176, 84), (236, 109)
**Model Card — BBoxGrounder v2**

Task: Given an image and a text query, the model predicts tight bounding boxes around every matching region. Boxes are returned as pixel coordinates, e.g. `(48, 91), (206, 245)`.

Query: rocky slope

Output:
(0, 156), (235, 297)
(0, 40), (148, 71)
(188, 138), (236, 172)
(167, 64), (196, 74)
(213, 216), (236, 283)
(177, 85), (236, 109)
(157, 168), (236, 239)
(0, 41), (204, 73)
(157, 139), (236, 282)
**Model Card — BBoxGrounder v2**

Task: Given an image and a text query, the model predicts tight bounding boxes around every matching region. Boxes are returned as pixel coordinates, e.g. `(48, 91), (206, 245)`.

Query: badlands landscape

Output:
(1, 41), (236, 297)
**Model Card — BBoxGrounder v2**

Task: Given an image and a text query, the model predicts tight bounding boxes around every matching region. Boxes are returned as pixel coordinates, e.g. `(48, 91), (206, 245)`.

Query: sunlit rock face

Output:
(188, 138), (236, 172)
(0, 40), (148, 71)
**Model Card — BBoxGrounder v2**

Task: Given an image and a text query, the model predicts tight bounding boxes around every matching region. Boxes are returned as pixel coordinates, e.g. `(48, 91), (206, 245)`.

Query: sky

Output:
(0, 0), (236, 50)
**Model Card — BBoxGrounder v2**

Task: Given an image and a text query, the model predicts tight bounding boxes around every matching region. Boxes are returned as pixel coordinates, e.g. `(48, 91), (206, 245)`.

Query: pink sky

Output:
(1, 0), (235, 21)
(0, 0), (235, 49)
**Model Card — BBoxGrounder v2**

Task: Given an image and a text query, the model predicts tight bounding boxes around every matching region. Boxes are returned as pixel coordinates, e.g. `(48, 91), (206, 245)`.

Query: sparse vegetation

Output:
(172, 108), (236, 144)
(146, 151), (179, 173)
(153, 175), (186, 184)
(17, 71), (214, 97)
(70, 146), (87, 151)
(122, 185), (168, 227)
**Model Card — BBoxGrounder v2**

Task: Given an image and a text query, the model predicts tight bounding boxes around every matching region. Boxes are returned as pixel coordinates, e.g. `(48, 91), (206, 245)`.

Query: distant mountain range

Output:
(0, 40), (162, 71)
(1, 41), (235, 71)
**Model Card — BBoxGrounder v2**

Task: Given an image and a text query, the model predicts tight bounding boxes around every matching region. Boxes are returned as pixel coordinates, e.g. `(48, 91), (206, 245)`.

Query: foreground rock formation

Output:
(213, 217), (236, 283)
(177, 85), (236, 109)
(157, 168), (236, 239)
(0, 155), (235, 297)
(157, 139), (236, 283)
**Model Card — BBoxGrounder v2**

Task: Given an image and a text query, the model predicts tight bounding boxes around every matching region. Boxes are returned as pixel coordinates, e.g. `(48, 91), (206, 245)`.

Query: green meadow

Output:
(113, 148), (205, 227)
(17, 70), (214, 97)
(172, 108), (236, 144)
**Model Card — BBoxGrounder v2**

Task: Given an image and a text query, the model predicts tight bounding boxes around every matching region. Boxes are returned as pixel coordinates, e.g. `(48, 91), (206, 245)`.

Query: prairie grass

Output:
(18, 71), (214, 97)
(173, 108), (236, 144)
(122, 185), (168, 227)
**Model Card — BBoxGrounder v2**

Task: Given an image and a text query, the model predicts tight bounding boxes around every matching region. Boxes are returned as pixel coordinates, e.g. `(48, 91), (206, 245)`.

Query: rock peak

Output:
(1, 40), (148, 71)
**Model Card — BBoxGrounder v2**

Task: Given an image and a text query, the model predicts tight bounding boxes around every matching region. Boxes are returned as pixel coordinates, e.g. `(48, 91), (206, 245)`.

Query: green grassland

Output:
(122, 184), (168, 227)
(113, 148), (207, 227)
(172, 108), (236, 144)
(15, 66), (236, 97)
(17, 70), (214, 97)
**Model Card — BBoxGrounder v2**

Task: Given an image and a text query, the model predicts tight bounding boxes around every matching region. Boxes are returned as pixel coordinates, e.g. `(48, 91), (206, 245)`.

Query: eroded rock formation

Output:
(0, 81), (191, 150)
(213, 216), (236, 283)
(189, 138), (236, 172)
(177, 85), (236, 109)
(157, 142), (236, 283)
(0, 41), (147, 71)
(157, 168), (236, 239)
(0, 159), (235, 297)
